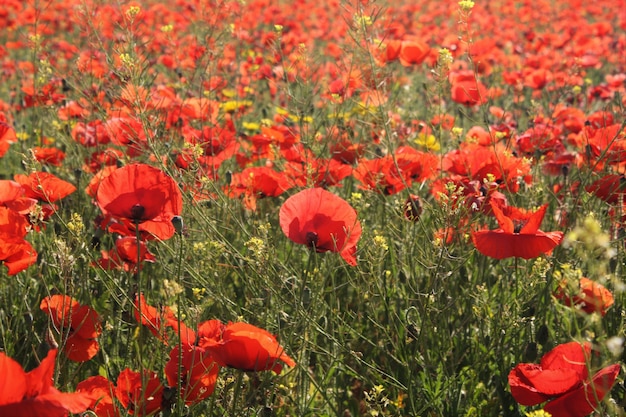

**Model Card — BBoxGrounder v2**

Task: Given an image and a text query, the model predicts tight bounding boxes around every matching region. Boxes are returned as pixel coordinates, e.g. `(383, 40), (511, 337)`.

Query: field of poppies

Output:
(0, 0), (625, 416)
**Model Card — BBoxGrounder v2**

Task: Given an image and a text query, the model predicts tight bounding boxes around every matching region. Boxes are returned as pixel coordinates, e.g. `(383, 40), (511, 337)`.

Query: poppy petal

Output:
(543, 364), (620, 417)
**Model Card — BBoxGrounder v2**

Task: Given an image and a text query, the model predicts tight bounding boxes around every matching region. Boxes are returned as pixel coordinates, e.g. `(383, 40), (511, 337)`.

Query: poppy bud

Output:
(536, 324), (549, 345)
(172, 216), (184, 235)
(523, 341), (538, 362)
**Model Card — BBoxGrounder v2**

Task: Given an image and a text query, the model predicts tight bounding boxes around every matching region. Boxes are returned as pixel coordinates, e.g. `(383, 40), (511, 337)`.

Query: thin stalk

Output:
(174, 229), (186, 416)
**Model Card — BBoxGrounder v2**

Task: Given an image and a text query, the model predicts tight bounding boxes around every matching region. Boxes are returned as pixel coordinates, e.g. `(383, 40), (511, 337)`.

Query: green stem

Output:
(134, 220), (147, 417)
(175, 230), (186, 416)
(231, 369), (245, 416)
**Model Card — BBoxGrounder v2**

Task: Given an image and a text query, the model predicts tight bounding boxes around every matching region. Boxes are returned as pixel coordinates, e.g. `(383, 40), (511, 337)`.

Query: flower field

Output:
(0, 0), (624, 415)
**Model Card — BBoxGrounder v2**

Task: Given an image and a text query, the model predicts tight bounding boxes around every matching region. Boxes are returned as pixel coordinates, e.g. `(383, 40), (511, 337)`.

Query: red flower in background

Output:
(226, 166), (292, 211)
(509, 341), (620, 417)
(134, 293), (195, 346)
(115, 368), (164, 416)
(471, 202), (563, 259)
(279, 187), (361, 265)
(449, 70), (488, 106)
(0, 180), (37, 215)
(198, 320), (296, 374)
(76, 376), (119, 417)
(0, 121), (17, 158)
(40, 295), (102, 362)
(0, 206), (37, 275)
(14, 171), (76, 203)
(95, 163), (182, 224)
(164, 345), (220, 405)
(555, 277), (614, 316)
(0, 349), (93, 416)
(97, 236), (156, 272)
(32, 146), (66, 166)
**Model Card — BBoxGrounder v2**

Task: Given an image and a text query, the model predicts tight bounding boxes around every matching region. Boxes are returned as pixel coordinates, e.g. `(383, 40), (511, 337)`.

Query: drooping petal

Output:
(471, 230), (563, 259)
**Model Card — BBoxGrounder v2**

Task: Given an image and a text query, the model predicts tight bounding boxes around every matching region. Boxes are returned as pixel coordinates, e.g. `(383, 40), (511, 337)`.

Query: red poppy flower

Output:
(543, 363), (621, 417)
(14, 171), (76, 203)
(40, 295), (102, 362)
(164, 345), (220, 405)
(471, 202), (563, 259)
(279, 187), (362, 265)
(115, 368), (164, 417)
(449, 71), (488, 106)
(198, 320), (296, 374)
(442, 142), (532, 193)
(0, 121), (17, 158)
(555, 277), (614, 316)
(0, 180), (37, 215)
(134, 293), (196, 346)
(226, 166), (292, 211)
(0, 349), (93, 416)
(586, 174), (625, 204)
(76, 376), (119, 417)
(398, 39), (430, 66)
(96, 236), (156, 272)
(95, 163), (182, 223)
(509, 342), (620, 417)
(32, 147), (66, 166)
(0, 234), (37, 275)
(0, 206), (37, 275)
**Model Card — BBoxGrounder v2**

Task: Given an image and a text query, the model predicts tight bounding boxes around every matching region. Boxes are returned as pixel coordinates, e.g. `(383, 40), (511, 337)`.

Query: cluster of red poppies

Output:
(0, 0), (623, 415)
(10, 290), (295, 416)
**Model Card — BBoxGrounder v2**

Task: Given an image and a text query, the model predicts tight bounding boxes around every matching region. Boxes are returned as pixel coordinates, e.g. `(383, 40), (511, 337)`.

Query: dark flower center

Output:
(513, 220), (526, 234)
(305, 231), (318, 248)
(130, 204), (145, 220)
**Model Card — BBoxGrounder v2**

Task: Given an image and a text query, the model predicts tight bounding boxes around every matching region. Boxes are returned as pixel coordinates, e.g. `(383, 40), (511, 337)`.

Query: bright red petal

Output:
(0, 353), (27, 405)
(543, 364), (620, 417)
(520, 204), (547, 234)
(540, 341), (591, 376)
(508, 364), (552, 406)
(63, 335), (99, 362)
(490, 202), (514, 233)
(471, 230), (563, 259)
(24, 349), (56, 397)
